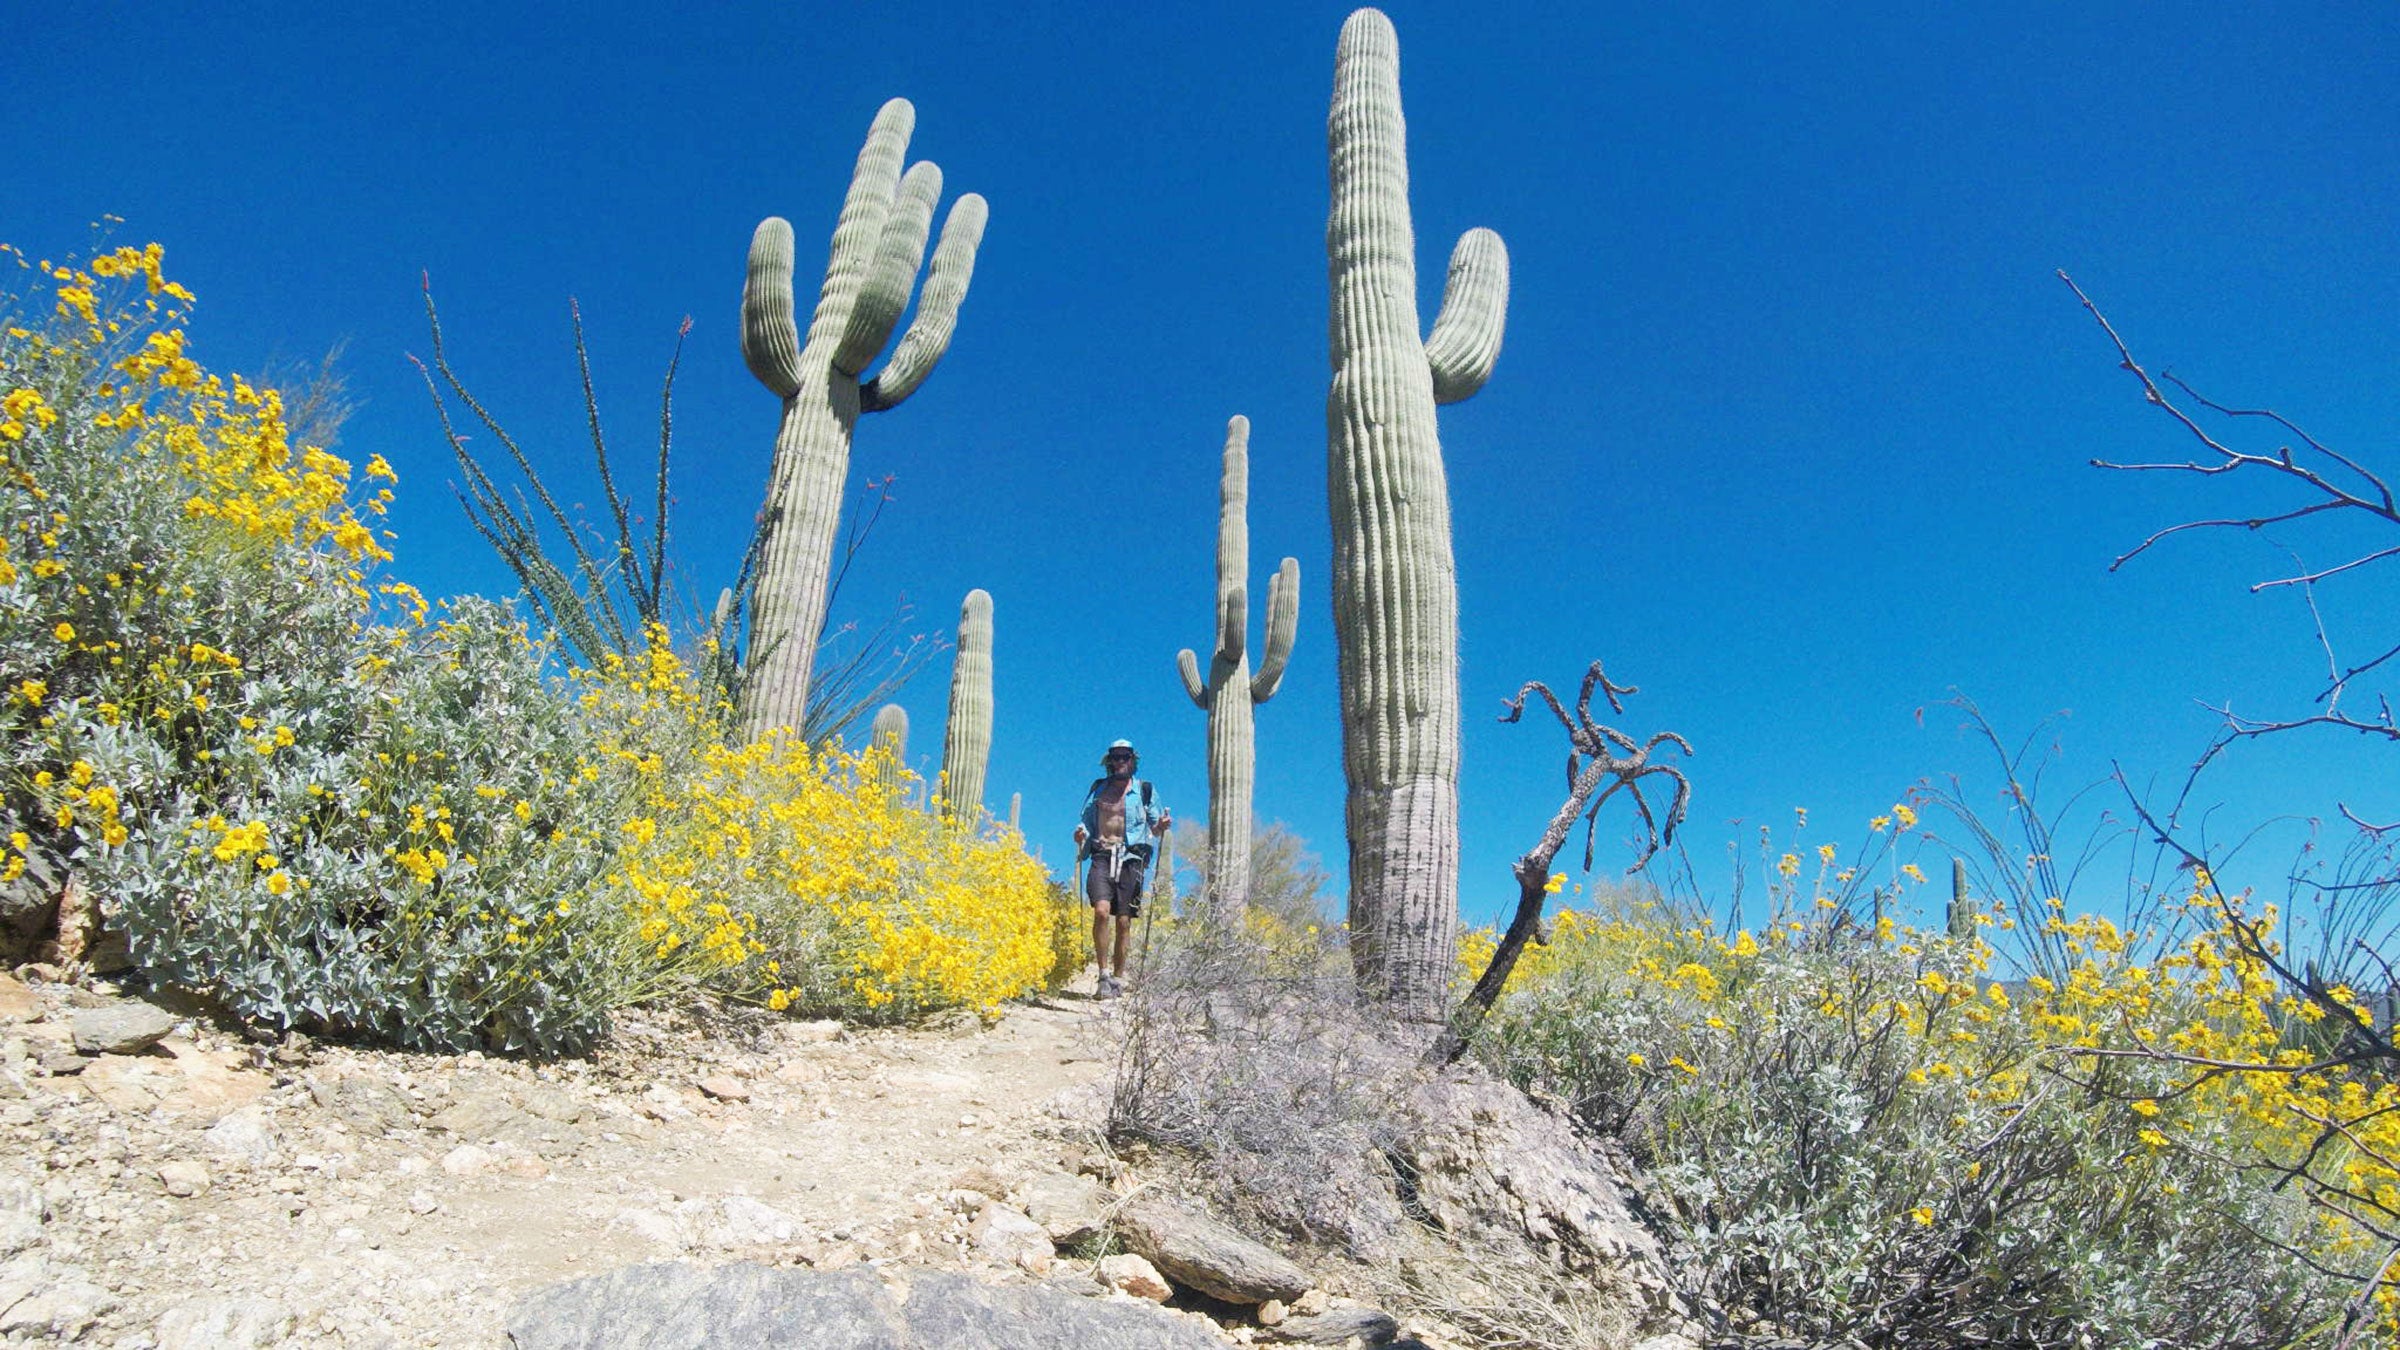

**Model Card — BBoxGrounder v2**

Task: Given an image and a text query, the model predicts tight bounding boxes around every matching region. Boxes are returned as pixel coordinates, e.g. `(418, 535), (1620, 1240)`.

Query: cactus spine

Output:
(1326, 9), (1509, 1020)
(868, 703), (909, 798)
(939, 589), (993, 824)
(739, 99), (989, 738)
(1176, 416), (1300, 918)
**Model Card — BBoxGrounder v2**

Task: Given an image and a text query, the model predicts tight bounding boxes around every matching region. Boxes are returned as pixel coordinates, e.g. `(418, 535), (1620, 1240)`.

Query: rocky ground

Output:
(0, 969), (1447, 1349)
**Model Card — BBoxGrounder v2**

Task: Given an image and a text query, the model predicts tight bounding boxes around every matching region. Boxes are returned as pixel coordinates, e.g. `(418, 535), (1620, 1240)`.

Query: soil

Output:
(0, 971), (1183, 1348)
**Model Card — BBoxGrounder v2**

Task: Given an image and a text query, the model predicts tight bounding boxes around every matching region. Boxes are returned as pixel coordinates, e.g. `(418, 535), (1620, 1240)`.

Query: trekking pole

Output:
(1137, 828), (1168, 976)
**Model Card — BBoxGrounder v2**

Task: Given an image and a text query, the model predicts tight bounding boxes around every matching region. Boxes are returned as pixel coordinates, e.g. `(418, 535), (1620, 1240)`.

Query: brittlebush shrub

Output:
(611, 732), (1058, 1022)
(2, 243), (1067, 1051)
(1476, 812), (2384, 1348)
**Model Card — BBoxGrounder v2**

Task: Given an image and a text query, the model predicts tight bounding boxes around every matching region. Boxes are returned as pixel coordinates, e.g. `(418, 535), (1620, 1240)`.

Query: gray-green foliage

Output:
(1479, 910), (2344, 1346)
(1325, 9), (1508, 1020)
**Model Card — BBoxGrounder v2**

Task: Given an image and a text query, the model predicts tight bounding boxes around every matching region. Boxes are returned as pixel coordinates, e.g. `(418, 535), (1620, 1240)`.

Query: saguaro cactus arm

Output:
(835, 161), (944, 376)
(741, 220), (803, 398)
(862, 193), (989, 413)
(1424, 228), (1509, 403)
(1250, 557), (1300, 702)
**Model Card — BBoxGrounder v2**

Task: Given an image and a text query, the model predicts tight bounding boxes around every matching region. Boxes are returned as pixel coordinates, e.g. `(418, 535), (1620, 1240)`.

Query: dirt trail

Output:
(2, 976), (1134, 1347)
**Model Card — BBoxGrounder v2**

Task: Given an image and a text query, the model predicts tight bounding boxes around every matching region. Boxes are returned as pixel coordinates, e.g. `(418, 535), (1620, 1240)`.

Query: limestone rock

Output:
(697, 1075), (751, 1103)
(0, 973), (37, 1022)
(313, 1075), (416, 1133)
(158, 1160), (211, 1197)
(428, 1090), (522, 1139)
(202, 1108), (276, 1166)
(1021, 1169), (1111, 1244)
(506, 1262), (1226, 1349)
(950, 1162), (1010, 1200)
(1113, 1195), (1310, 1304)
(970, 1200), (1054, 1270)
(154, 1296), (296, 1349)
(1098, 1252), (1172, 1302)
(68, 1000), (177, 1055)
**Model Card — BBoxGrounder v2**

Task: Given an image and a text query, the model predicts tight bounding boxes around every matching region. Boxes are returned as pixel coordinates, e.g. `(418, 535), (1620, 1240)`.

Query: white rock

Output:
(711, 1195), (798, 1247)
(968, 1200), (1053, 1270)
(202, 1109), (275, 1166)
(1099, 1252), (1173, 1302)
(158, 1160), (210, 1197)
(612, 1208), (687, 1248)
(154, 1296), (295, 1349)
(439, 1144), (494, 1177)
(407, 1191), (438, 1215)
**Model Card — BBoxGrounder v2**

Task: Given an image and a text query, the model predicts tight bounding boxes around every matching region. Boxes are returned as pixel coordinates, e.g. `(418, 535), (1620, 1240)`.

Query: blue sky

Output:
(8, 2), (2397, 928)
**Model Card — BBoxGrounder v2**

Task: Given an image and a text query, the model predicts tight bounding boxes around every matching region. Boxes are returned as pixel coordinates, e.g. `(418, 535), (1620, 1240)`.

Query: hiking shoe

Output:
(1098, 975), (1122, 1000)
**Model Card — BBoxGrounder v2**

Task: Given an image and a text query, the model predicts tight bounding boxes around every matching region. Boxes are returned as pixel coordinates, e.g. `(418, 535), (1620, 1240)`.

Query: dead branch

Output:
(1429, 661), (1692, 1067)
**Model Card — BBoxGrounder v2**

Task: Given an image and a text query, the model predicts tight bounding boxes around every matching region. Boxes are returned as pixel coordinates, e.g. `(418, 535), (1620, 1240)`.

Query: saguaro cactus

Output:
(1948, 858), (1975, 941)
(1177, 416), (1300, 918)
(1326, 9), (1509, 1020)
(868, 703), (909, 798)
(740, 98), (989, 738)
(939, 589), (993, 824)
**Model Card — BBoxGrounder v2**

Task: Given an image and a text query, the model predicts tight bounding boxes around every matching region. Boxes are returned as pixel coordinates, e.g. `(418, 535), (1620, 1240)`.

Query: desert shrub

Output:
(610, 731), (1059, 1022)
(1478, 825), (2373, 1347)
(2, 242), (1069, 1052)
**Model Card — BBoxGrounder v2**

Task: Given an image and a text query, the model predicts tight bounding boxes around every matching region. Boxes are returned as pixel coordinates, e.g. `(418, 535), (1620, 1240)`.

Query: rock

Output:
(950, 1163), (1010, 1200)
(969, 1201), (1054, 1270)
(711, 1195), (799, 1247)
(314, 1075), (415, 1133)
(0, 1178), (42, 1258)
(0, 848), (61, 965)
(1022, 1169), (1111, 1244)
(697, 1075), (750, 1103)
(68, 1000), (178, 1054)
(1629, 1336), (1704, 1350)
(153, 1296), (296, 1349)
(613, 1208), (687, 1249)
(0, 1272), (114, 1340)
(441, 1144), (496, 1177)
(158, 1160), (211, 1197)
(1292, 1290), (1329, 1316)
(783, 1019), (845, 1044)
(203, 1108), (276, 1166)
(1098, 1252), (1172, 1302)
(1263, 1306), (1401, 1345)
(507, 1262), (1229, 1349)
(1258, 1299), (1287, 1326)
(408, 1191), (439, 1216)
(0, 974), (36, 1023)
(1113, 1195), (1311, 1304)
(429, 1091), (522, 1139)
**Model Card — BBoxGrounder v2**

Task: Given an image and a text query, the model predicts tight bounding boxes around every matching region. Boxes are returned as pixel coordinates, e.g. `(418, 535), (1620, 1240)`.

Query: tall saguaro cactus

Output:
(939, 589), (993, 825)
(1177, 416), (1300, 918)
(1326, 9), (1509, 1020)
(868, 702), (909, 798)
(740, 98), (989, 738)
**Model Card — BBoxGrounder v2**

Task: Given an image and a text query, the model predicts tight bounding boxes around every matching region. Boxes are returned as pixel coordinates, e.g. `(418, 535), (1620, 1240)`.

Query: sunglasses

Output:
(1105, 751), (1134, 761)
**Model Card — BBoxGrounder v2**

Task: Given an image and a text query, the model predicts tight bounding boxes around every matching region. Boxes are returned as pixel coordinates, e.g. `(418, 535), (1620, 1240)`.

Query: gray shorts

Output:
(1085, 849), (1149, 917)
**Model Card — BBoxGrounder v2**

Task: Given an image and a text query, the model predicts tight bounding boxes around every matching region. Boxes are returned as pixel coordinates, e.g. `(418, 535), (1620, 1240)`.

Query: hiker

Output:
(1073, 739), (1170, 1000)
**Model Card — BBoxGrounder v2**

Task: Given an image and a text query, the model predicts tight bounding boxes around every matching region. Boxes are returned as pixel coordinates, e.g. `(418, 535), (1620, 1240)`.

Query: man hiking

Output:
(1073, 739), (1171, 1000)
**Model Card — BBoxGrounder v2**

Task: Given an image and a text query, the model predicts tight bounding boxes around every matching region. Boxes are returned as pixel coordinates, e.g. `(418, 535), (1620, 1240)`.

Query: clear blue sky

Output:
(8, 2), (2397, 928)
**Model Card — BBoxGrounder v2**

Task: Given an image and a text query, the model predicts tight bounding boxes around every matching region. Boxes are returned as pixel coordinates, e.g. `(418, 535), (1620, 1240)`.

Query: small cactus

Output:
(1948, 858), (1975, 941)
(740, 99), (989, 738)
(939, 589), (993, 825)
(868, 702), (909, 798)
(1325, 9), (1508, 1020)
(1176, 416), (1299, 918)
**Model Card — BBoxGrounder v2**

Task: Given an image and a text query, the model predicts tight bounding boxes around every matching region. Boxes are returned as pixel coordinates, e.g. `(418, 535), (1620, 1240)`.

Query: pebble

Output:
(157, 1161), (210, 1197)
(1099, 1252), (1173, 1302)
(697, 1076), (751, 1102)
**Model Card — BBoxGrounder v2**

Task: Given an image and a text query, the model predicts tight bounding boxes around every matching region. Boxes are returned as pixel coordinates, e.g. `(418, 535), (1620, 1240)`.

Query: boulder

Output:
(1113, 1195), (1310, 1304)
(68, 1001), (177, 1055)
(0, 974), (37, 1023)
(506, 1262), (1226, 1349)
